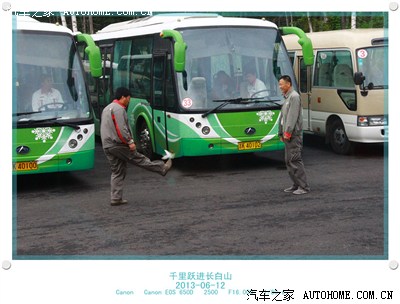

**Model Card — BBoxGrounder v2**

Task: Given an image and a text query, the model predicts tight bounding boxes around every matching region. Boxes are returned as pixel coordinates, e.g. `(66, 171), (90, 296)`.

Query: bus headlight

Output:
(202, 126), (210, 135)
(369, 116), (386, 126)
(357, 116), (386, 127)
(69, 139), (78, 149)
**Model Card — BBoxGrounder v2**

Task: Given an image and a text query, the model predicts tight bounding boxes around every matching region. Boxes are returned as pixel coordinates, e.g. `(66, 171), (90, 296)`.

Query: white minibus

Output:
(284, 28), (387, 154)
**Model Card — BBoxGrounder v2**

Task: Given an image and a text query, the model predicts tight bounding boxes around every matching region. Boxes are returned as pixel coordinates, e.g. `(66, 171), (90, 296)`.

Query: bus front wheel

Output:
(329, 119), (353, 155)
(138, 121), (154, 160)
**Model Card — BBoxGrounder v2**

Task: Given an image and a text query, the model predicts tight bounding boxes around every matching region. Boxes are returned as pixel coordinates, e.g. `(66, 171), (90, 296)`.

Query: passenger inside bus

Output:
(211, 70), (235, 100)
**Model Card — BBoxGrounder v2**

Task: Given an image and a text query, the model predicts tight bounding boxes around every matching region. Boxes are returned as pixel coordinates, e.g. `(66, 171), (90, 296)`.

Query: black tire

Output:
(329, 119), (353, 155)
(137, 121), (154, 160)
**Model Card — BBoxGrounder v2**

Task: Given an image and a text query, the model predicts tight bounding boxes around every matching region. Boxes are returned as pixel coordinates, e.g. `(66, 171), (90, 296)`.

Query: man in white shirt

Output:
(244, 68), (268, 98)
(32, 75), (64, 111)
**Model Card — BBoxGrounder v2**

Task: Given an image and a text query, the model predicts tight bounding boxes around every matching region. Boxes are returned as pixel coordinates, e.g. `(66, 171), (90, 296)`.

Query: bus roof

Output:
(283, 28), (386, 51)
(15, 16), (73, 34)
(92, 15), (278, 41)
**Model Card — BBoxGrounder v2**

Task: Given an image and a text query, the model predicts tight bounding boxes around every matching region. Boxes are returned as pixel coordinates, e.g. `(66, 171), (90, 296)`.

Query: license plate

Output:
(13, 161), (38, 171)
(238, 141), (262, 151)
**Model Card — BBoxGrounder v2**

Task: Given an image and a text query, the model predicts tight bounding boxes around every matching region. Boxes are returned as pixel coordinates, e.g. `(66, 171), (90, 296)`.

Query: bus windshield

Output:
(14, 32), (91, 124)
(357, 46), (388, 89)
(176, 26), (296, 111)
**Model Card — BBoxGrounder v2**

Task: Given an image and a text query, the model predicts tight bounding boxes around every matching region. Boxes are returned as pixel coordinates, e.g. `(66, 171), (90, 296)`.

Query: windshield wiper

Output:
(54, 120), (81, 130)
(17, 117), (80, 130)
(201, 97), (282, 118)
(263, 100), (283, 107)
(201, 97), (259, 118)
(18, 117), (60, 123)
(14, 111), (42, 116)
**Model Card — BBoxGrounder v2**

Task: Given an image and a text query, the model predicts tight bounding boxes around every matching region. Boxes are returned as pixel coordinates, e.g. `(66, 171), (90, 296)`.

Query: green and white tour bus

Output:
(13, 16), (101, 174)
(90, 15), (313, 159)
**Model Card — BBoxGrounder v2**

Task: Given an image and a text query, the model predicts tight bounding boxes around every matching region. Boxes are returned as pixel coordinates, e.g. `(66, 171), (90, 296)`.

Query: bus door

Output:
(311, 49), (356, 137)
(152, 53), (169, 155)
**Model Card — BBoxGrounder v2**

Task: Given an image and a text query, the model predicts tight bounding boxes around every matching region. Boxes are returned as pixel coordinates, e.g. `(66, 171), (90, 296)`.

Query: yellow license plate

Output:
(13, 161), (38, 171)
(238, 141), (262, 151)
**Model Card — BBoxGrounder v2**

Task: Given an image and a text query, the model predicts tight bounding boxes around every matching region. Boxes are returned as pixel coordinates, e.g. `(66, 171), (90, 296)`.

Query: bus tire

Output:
(329, 119), (353, 155)
(138, 121), (154, 160)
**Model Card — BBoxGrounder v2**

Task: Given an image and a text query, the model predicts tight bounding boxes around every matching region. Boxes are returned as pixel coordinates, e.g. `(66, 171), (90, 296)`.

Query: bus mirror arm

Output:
(160, 30), (187, 73)
(280, 27), (314, 66)
(75, 33), (102, 78)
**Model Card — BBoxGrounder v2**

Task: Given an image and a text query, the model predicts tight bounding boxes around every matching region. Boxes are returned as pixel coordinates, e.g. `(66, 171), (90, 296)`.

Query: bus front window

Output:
(14, 32), (91, 123)
(176, 26), (296, 111)
(357, 46), (388, 89)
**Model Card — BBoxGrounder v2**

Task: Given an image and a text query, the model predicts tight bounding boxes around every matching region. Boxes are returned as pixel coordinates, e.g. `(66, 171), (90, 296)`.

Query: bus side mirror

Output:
(354, 72), (369, 97)
(353, 72), (365, 85)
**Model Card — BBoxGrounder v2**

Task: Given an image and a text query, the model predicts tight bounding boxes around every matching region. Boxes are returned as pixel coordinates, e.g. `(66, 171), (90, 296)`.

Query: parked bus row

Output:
(13, 15), (387, 175)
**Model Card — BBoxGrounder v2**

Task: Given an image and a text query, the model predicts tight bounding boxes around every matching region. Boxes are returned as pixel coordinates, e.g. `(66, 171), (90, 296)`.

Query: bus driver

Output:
(32, 75), (64, 111)
(242, 67), (268, 99)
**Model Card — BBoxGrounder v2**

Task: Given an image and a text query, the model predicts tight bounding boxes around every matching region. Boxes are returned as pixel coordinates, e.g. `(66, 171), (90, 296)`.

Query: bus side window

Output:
(317, 63), (332, 86)
(314, 51), (334, 88)
(113, 40), (132, 92)
(153, 57), (164, 107)
(129, 37), (153, 102)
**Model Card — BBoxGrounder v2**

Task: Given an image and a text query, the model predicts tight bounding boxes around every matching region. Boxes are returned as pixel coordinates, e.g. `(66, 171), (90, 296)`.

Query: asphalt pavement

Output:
(15, 136), (385, 258)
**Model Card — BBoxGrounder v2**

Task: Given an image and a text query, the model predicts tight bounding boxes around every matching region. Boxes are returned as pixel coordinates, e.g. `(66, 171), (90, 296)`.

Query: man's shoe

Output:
(293, 188), (309, 195)
(284, 186), (298, 193)
(110, 199), (128, 206)
(161, 158), (172, 176)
